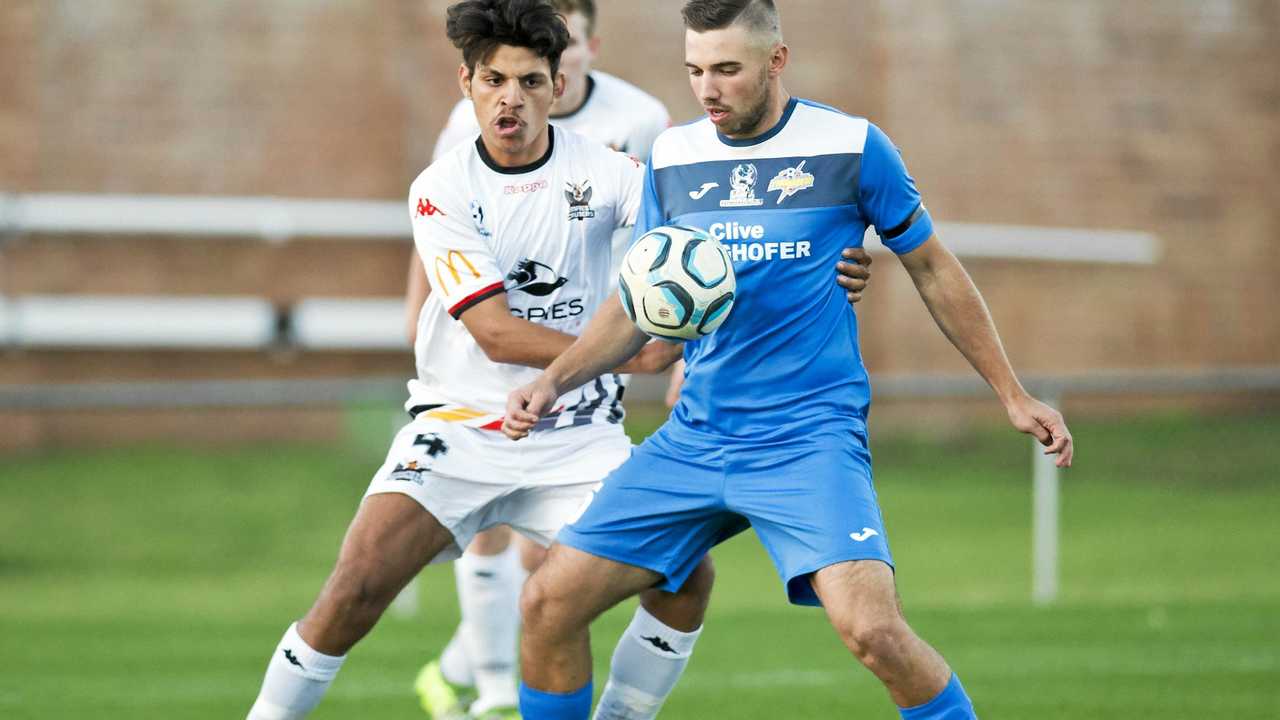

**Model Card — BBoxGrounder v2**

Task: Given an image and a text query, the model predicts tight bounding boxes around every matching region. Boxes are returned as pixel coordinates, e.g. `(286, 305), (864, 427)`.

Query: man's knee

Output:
(520, 570), (570, 633)
(835, 611), (912, 672)
(301, 559), (399, 654)
(325, 558), (399, 620)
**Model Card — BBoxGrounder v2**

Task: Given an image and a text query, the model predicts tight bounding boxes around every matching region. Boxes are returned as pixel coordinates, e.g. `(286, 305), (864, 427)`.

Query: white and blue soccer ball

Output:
(617, 225), (736, 341)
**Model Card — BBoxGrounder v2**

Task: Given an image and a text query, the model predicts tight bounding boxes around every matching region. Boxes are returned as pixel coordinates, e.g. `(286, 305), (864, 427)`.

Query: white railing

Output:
(2, 192), (1160, 262)
(0, 193), (1159, 351)
(0, 295), (278, 349)
(0, 295), (408, 351)
(866, 222), (1160, 265)
(0, 193), (410, 242)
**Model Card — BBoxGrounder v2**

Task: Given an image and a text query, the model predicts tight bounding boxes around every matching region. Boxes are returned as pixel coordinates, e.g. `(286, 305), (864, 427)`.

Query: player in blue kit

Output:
(503, 1), (1074, 719)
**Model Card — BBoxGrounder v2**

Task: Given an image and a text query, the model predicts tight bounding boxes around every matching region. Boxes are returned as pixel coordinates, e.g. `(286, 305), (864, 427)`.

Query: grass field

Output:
(2, 408), (1278, 718)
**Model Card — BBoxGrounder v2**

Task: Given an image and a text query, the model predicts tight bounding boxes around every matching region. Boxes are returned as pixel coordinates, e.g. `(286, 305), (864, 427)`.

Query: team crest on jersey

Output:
(720, 163), (763, 207)
(767, 161), (815, 204)
(506, 258), (568, 296)
(469, 201), (491, 237)
(565, 180), (596, 221)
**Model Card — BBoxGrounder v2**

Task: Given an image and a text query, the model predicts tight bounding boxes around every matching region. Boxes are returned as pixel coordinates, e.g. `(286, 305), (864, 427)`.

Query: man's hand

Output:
(1006, 394), (1074, 467)
(503, 376), (561, 440)
(836, 247), (873, 304)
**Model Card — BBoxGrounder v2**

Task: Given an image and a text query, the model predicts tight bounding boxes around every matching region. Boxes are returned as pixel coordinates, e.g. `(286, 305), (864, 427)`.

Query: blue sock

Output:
(519, 679), (593, 720)
(900, 673), (977, 719)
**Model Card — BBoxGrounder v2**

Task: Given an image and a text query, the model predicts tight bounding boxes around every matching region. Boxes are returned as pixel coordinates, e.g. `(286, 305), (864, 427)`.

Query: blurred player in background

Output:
(504, 1), (1074, 719)
(403, 1), (873, 718)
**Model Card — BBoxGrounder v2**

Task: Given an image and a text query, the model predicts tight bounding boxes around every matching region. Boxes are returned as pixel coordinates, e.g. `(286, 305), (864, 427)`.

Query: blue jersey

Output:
(637, 97), (934, 443)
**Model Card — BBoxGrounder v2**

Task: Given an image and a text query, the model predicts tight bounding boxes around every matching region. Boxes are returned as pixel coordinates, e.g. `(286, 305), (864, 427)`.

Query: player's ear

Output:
(587, 35), (601, 62)
(768, 43), (789, 78)
(457, 63), (472, 99)
(554, 70), (566, 99)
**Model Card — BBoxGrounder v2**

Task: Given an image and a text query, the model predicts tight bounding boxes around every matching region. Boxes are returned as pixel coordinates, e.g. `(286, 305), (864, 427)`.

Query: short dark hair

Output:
(550, 0), (597, 38)
(447, 0), (571, 77)
(681, 0), (781, 42)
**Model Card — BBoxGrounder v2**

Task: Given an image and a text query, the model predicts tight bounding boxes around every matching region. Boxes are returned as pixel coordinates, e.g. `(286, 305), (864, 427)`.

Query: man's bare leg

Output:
(812, 560), (977, 718)
(247, 494), (454, 719)
(519, 544), (714, 719)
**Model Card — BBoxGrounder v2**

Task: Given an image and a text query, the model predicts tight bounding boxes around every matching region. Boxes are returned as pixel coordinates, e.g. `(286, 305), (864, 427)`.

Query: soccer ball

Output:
(617, 225), (736, 341)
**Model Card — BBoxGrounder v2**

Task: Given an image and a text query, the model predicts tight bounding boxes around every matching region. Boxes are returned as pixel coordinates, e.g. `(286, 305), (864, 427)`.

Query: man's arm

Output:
(459, 292), (677, 373)
(405, 253), (430, 344)
(504, 295), (649, 439)
(898, 235), (1073, 466)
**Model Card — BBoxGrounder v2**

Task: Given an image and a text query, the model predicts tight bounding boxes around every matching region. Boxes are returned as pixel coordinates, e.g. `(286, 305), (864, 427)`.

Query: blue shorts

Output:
(557, 422), (892, 606)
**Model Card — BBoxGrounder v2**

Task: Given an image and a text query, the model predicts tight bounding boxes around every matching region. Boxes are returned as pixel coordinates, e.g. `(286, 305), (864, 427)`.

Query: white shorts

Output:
(364, 417), (632, 564)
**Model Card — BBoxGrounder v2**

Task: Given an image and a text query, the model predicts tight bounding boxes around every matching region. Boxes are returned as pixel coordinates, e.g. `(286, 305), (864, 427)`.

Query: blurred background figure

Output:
(1, 2), (1277, 719)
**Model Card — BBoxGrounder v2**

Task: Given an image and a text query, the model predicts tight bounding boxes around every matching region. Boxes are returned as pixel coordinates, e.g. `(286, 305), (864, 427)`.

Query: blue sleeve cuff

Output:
(882, 207), (933, 255)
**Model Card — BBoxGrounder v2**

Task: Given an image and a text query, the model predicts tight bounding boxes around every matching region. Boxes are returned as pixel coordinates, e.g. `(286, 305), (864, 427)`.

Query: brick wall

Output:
(2, 1), (1277, 445)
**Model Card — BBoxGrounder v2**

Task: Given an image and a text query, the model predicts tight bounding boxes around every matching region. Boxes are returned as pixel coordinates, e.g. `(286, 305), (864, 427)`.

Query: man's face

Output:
(556, 12), (598, 94)
(684, 24), (774, 137)
(462, 44), (564, 159)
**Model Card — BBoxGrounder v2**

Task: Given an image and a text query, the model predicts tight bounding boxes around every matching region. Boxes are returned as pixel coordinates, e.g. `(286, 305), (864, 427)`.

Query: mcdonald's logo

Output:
(434, 250), (480, 294)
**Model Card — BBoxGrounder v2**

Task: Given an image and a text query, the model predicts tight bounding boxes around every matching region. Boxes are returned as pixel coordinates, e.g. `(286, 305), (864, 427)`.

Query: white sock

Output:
(247, 622), (346, 720)
(438, 623), (473, 686)
(455, 545), (521, 713)
(593, 606), (702, 720)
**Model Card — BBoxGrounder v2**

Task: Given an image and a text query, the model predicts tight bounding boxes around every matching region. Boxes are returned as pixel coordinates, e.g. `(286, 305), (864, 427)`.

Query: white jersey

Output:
(407, 126), (644, 431)
(433, 71), (670, 163)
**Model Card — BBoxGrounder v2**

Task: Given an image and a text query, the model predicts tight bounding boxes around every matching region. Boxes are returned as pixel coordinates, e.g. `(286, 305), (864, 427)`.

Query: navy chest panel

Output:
(653, 153), (862, 220)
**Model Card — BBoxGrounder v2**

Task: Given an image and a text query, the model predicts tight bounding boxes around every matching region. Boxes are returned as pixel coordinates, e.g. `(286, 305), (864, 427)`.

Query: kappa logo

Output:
(416, 197), (445, 217)
(849, 527), (879, 542)
(565, 180), (596, 221)
(506, 258), (568, 297)
(767, 160), (815, 204)
(642, 636), (678, 654)
(504, 179), (548, 195)
(282, 648), (304, 670)
(688, 182), (719, 200)
(433, 250), (480, 295)
(720, 163), (763, 207)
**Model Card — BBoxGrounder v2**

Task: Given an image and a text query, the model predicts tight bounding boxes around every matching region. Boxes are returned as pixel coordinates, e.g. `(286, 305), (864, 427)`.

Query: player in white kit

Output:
(409, 4), (676, 715)
(405, 4), (693, 719)
(246, 3), (713, 719)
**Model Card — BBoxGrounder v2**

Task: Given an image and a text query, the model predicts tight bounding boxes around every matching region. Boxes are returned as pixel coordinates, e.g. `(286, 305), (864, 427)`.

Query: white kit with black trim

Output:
(407, 126), (644, 431)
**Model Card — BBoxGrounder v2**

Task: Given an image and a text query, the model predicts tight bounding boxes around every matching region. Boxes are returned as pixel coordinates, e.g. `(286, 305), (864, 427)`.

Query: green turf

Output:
(2, 409), (1277, 718)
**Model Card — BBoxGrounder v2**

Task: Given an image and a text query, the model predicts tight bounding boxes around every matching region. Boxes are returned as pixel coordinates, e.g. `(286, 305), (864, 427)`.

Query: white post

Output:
(1031, 393), (1061, 605)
